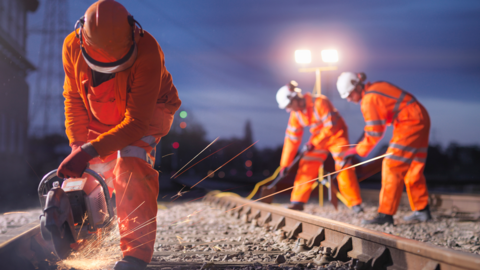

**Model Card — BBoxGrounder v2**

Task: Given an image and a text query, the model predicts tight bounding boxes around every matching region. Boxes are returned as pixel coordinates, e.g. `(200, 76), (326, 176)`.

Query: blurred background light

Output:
(321, 49), (339, 63)
(245, 160), (252, 167)
(295, 50), (311, 64)
(180, 122), (187, 129)
(172, 142), (179, 149)
(246, 171), (253, 177)
(179, 111), (188, 119)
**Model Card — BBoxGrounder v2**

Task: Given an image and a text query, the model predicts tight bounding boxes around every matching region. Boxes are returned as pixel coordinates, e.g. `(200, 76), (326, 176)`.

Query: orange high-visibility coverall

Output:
(355, 82), (430, 215)
(62, 30), (181, 262)
(280, 93), (362, 206)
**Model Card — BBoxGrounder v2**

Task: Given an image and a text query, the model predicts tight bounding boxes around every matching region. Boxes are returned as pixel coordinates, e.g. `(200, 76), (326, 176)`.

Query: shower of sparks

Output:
(171, 137), (219, 179)
(226, 153), (392, 213)
(119, 201), (145, 224)
(2, 211), (28, 215)
(58, 218), (121, 270)
(162, 153), (174, 158)
(118, 172), (133, 207)
(171, 185), (188, 199)
(76, 213), (88, 240)
(173, 144), (232, 179)
(213, 245), (222, 251)
(170, 210), (202, 226)
(191, 141), (258, 188)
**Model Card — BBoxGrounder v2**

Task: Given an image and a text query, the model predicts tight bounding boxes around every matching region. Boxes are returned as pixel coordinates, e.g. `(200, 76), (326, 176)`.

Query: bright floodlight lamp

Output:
(295, 50), (311, 64)
(321, 49), (338, 63)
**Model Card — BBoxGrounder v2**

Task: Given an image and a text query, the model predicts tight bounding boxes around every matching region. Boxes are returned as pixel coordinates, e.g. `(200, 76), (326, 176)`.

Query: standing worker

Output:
(57, 1), (181, 269)
(336, 72), (431, 225)
(277, 81), (363, 212)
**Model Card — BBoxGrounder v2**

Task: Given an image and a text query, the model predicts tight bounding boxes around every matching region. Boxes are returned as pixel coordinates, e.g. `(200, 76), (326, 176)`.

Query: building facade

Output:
(0, 0), (39, 210)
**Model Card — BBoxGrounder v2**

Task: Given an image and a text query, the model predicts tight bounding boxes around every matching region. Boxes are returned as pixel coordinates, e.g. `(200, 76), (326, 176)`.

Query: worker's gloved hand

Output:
(70, 141), (85, 153)
(344, 147), (357, 158)
(302, 142), (314, 152)
(279, 166), (288, 178)
(57, 147), (94, 179)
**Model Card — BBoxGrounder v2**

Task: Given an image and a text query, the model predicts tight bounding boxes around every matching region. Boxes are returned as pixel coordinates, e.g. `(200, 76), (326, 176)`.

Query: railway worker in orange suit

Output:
(336, 72), (431, 225)
(56, 1), (181, 269)
(276, 81), (363, 212)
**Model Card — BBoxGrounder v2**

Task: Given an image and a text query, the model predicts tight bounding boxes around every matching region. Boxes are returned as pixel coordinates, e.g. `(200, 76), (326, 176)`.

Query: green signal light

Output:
(179, 111), (187, 118)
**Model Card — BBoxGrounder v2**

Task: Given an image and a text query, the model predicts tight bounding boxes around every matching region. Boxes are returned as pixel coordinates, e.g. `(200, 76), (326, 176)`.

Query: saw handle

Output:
(38, 169), (114, 219)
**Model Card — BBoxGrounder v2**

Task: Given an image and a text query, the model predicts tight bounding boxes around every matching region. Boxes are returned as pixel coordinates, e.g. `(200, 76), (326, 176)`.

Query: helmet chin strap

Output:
(74, 15), (143, 73)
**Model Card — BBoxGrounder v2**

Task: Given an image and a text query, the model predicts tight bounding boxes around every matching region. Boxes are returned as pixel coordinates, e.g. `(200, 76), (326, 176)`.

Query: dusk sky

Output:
(27, 1), (480, 151)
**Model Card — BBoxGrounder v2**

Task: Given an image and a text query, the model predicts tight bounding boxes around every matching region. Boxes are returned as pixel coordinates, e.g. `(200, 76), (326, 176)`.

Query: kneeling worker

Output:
(57, 1), (181, 269)
(276, 81), (363, 212)
(336, 72), (431, 225)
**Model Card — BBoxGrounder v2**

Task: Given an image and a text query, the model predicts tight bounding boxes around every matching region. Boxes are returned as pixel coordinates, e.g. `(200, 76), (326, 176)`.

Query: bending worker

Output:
(277, 81), (363, 212)
(57, 1), (181, 269)
(337, 72), (431, 225)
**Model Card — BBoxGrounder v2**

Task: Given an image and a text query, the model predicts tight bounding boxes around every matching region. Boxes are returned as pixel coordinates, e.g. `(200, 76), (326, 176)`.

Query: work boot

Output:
(403, 205), (432, 222)
(114, 256), (147, 270)
(287, 202), (304, 211)
(361, 213), (394, 225)
(351, 204), (364, 213)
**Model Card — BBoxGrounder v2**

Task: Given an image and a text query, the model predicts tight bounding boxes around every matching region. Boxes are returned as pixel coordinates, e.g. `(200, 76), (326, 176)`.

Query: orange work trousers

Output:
(291, 132), (362, 206)
(379, 102), (430, 215)
(86, 104), (173, 263)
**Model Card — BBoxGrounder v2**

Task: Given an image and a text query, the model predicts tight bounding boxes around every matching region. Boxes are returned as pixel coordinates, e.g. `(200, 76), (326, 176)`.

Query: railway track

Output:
(1, 190), (480, 269)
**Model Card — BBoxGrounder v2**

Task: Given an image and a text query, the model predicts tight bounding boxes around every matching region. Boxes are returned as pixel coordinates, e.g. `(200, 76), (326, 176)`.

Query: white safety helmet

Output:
(276, 83), (301, 109)
(337, 72), (360, 99)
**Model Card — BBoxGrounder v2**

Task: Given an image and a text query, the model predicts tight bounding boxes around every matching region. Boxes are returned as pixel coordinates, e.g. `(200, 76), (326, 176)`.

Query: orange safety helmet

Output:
(74, 0), (144, 73)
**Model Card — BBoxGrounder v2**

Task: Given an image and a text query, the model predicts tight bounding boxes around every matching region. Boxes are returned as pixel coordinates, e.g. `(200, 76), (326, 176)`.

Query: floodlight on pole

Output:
(296, 49), (338, 96)
(321, 49), (338, 63)
(295, 50), (311, 64)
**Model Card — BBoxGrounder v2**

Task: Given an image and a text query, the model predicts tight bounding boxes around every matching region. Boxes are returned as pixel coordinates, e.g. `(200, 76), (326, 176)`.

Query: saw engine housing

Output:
(38, 169), (114, 259)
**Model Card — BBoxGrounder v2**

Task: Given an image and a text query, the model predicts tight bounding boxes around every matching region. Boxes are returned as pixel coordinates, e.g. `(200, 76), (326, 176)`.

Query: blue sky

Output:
(27, 0), (480, 150)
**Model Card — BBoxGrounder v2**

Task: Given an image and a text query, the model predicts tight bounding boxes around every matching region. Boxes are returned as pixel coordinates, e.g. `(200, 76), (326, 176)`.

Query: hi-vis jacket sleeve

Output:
(309, 98), (337, 147)
(89, 35), (165, 158)
(63, 36), (89, 145)
(356, 94), (387, 157)
(280, 113), (304, 167)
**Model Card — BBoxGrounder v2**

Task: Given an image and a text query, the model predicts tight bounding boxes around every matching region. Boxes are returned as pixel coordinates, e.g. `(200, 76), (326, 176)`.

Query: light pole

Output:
(295, 49), (339, 96)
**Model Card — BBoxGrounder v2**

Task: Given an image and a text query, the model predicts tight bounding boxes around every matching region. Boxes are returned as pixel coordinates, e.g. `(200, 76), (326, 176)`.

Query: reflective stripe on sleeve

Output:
(285, 133), (299, 142)
(386, 154), (412, 164)
(287, 125), (301, 133)
(389, 143), (417, 153)
(295, 112), (307, 127)
(392, 92), (406, 122)
(302, 156), (324, 162)
(366, 120), (386, 126)
(311, 149), (329, 155)
(365, 130), (383, 137)
(413, 157), (426, 163)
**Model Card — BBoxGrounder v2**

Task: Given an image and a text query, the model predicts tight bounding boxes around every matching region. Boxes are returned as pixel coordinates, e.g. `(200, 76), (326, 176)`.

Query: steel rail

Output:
(205, 193), (480, 270)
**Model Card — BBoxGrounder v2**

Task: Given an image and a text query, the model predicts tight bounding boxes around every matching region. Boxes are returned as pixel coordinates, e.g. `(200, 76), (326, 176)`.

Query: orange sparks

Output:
(2, 211), (28, 215)
(119, 201), (145, 224)
(191, 141), (258, 188)
(118, 172), (133, 207)
(162, 153), (174, 158)
(171, 137), (219, 179)
(173, 143), (231, 180)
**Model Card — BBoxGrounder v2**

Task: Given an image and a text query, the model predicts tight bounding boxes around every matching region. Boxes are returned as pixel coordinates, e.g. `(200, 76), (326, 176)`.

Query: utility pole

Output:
(30, 0), (69, 137)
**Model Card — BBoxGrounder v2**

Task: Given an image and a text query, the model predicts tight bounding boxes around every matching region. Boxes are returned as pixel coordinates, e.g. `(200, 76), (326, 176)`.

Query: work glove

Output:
(344, 147), (357, 158)
(302, 142), (314, 152)
(279, 166), (288, 178)
(57, 147), (94, 179)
